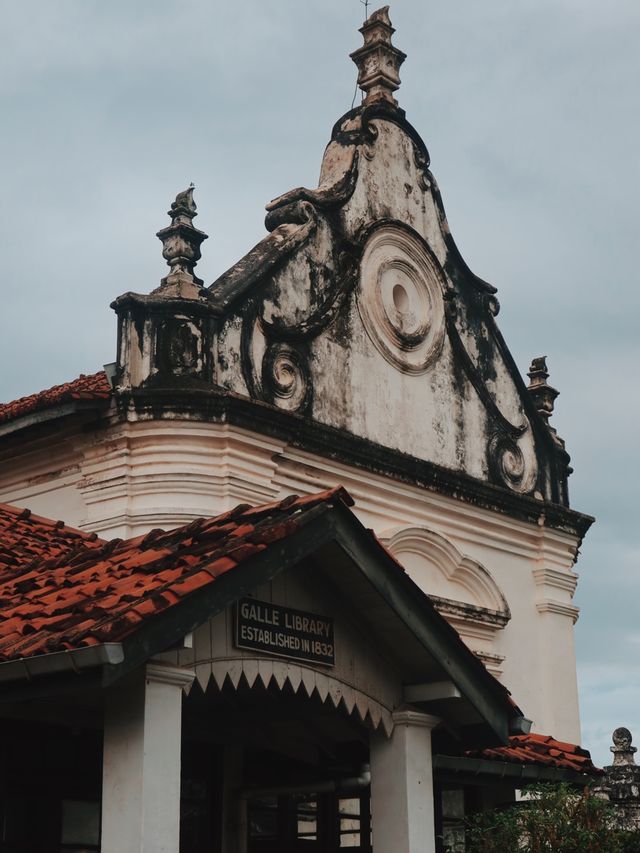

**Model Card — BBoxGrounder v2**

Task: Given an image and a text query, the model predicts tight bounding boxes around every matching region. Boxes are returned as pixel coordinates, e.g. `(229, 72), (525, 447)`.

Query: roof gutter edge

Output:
(0, 643), (124, 684)
(0, 400), (109, 438)
(433, 753), (599, 784)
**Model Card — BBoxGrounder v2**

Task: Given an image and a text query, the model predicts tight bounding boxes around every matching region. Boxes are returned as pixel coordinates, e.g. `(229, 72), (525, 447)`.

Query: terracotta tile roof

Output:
(0, 371), (111, 426)
(0, 487), (354, 662)
(470, 733), (601, 775)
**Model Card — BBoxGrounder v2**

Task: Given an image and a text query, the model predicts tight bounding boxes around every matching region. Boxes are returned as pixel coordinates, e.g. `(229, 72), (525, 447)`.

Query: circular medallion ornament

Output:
(357, 225), (446, 374)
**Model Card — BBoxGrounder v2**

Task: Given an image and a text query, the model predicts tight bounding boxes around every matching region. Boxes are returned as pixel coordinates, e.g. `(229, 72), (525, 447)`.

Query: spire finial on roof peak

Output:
(155, 184), (208, 294)
(350, 5), (406, 108)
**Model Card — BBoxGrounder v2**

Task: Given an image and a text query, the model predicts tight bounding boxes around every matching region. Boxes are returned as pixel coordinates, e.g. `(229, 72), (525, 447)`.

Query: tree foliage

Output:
(464, 783), (640, 853)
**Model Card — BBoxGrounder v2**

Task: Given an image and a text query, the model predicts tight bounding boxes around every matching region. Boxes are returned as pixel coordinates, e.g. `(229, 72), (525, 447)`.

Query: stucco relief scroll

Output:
(357, 225), (446, 375)
(262, 342), (311, 413)
(489, 432), (538, 495)
(444, 295), (539, 496)
(238, 203), (359, 417)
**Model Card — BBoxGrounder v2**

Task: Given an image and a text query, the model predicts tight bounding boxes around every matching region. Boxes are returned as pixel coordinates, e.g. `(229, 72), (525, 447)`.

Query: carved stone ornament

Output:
(612, 727), (637, 766)
(155, 185), (208, 294)
(158, 318), (202, 377)
(593, 728), (640, 831)
(527, 355), (559, 423)
(262, 342), (310, 413)
(357, 225), (446, 374)
(489, 431), (538, 495)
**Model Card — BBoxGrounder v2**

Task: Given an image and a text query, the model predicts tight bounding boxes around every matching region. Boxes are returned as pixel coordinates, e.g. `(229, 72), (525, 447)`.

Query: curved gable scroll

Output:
(381, 526), (510, 675)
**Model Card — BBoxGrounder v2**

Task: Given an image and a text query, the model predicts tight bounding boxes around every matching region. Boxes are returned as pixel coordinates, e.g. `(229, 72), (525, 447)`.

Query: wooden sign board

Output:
(235, 597), (335, 667)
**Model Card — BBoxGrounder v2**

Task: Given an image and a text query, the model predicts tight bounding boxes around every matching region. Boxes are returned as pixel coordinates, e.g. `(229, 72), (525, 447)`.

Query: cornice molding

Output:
(111, 388), (594, 539)
(535, 600), (580, 623)
(532, 567), (578, 594)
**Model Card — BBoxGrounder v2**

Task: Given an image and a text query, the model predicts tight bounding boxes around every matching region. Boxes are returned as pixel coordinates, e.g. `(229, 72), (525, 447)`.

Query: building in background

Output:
(0, 7), (596, 852)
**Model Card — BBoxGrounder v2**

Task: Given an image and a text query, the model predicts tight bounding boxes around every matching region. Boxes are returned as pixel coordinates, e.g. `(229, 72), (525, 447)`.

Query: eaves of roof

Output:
(0, 488), (523, 745)
(436, 733), (601, 784)
(434, 754), (598, 786)
(0, 371), (111, 434)
(434, 732), (602, 788)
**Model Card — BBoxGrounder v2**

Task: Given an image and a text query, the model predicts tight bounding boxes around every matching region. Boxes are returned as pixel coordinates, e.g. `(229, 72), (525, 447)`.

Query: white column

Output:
(101, 662), (195, 853)
(370, 709), (441, 853)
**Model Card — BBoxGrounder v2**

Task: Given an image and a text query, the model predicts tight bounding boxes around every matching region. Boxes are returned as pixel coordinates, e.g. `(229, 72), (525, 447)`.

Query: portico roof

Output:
(0, 486), (526, 744)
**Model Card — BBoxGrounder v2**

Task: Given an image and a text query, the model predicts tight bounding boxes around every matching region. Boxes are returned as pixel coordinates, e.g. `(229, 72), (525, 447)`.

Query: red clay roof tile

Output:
(204, 556), (237, 576)
(0, 487), (352, 661)
(0, 371), (111, 426)
(468, 734), (600, 775)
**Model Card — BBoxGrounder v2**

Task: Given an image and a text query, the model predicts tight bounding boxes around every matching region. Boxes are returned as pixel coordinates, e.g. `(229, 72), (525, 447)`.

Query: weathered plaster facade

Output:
(0, 5), (592, 751)
(0, 414), (587, 743)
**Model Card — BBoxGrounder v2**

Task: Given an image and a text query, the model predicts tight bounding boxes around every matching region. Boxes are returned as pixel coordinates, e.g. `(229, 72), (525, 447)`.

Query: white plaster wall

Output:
(0, 417), (582, 743)
(341, 122), (448, 262)
(309, 309), (492, 479)
(272, 445), (582, 743)
(0, 423), (87, 522)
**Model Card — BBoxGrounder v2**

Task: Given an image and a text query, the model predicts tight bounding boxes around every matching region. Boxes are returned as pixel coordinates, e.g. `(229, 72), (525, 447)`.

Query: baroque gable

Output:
(111, 8), (570, 507)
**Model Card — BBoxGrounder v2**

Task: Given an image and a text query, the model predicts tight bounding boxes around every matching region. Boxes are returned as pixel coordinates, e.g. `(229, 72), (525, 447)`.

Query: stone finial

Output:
(155, 185), (208, 296)
(350, 6), (407, 108)
(611, 727), (638, 767)
(594, 728), (640, 831)
(527, 356), (559, 424)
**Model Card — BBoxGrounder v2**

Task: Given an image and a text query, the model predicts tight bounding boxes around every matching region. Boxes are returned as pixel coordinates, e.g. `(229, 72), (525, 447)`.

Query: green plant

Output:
(465, 783), (640, 853)
(618, 831), (640, 853)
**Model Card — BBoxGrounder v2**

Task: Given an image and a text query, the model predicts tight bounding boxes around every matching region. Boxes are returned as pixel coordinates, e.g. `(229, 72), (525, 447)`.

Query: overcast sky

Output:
(1, 0), (638, 766)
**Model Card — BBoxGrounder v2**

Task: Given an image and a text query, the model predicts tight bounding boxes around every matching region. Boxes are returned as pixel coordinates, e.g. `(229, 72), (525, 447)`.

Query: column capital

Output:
(146, 661), (196, 689)
(392, 708), (441, 730)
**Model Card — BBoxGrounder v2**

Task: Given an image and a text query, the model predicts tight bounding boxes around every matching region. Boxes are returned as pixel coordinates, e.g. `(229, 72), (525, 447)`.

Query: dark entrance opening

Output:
(181, 673), (373, 853)
(0, 719), (102, 853)
(246, 789), (371, 853)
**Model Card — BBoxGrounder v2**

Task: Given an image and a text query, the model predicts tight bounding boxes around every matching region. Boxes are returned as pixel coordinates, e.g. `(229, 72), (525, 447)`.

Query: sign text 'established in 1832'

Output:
(235, 598), (335, 666)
